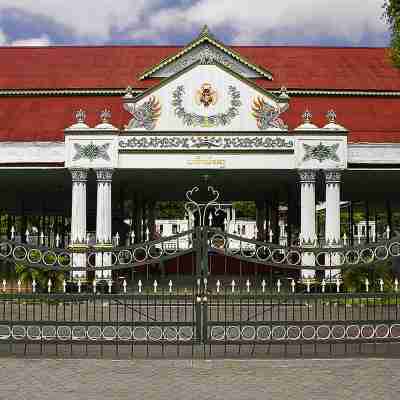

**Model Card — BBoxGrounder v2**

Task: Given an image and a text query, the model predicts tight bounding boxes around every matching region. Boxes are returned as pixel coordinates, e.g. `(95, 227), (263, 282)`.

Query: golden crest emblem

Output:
(195, 83), (218, 107)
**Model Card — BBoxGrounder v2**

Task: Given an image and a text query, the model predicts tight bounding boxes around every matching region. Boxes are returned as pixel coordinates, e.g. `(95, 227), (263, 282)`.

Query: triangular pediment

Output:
(139, 26), (273, 81)
(124, 61), (289, 132)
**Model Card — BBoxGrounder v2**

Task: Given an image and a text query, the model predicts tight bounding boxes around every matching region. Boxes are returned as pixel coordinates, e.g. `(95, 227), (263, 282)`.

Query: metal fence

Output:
(1, 280), (400, 358)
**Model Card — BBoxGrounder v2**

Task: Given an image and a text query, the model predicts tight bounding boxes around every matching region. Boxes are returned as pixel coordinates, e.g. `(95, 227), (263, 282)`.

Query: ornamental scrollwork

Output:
(124, 96), (162, 131)
(73, 143), (110, 162)
(172, 85), (241, 128)
(118, 136), (294, 150)
(302, 142), (340, 163)
(251, 96), (288, 130)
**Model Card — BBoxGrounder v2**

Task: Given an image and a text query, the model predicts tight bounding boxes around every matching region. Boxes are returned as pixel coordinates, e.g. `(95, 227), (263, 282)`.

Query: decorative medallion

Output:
(195, 83), (218, 107)
(172, 85), (241, 128)
(125, 96), (162, 131)
(73, 142), (110, 162)
(302, 142), (340, 163)
(251, 97), (288, 130)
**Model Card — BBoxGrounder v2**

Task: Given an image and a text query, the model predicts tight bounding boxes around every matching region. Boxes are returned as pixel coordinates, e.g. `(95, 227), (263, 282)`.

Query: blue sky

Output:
(0, 0), (391, 47)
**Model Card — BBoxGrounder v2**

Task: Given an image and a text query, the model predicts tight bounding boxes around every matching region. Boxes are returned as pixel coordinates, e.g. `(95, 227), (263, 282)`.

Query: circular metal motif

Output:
(287, 326), (302, 340)
(374, 246), (389, 261)
(241, 326), (256, 341)
(210, 326), (225, 341)
(316, 325), (331, 340)
(27, 249), (42, 264)
(375, 324), (390, 339)
(271, 326), (286, 340)
(42, 326), (57, 340)
(0, 325), (11, 340)
(389, 242), (400, 257)
(286, 250), (301, 266)
(360, 325), (375, 339)
(271, 249), (286, 264)
(148, 245), (163, 259)
(345, 250), (360, 265)
(302, 326), (316, 340)
(72, 326), (86, 340)
(87, 326), (102, 341)
(226, 326), (240, 341)
(118, 250), (133, 265)
(133, 247), (147, 263)
(256, 246), (271, 261)
(360, 248), (374, 264)
(133, 326), (147, 341)
(102, 326), (117, 341)
(117, 326), (132, 340)
(57, 252), (71, 268)
(57, 326), (72, 340)
(27, 326), (41, 340)
(0, 242), (13, 258)
(148, 326), (163, 341)
(12, 325), (26, 340)
(345, 325), (360, 340)
(390, 324), (400, 339)
(210, 234), (226, 250)
(13, 246), (27, 261)
(163, 327), (178, 341)
(331, 325), (346, 340)
(178, 326), (193, 341)
(43, 251), (57, 266)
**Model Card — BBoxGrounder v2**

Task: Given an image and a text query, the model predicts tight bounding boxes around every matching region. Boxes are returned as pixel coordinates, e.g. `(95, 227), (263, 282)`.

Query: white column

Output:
(325, 170), (341, 278)
(70, 168), (88, 279)
(299, 170), (317, 279)
(95, 169), (113, 279)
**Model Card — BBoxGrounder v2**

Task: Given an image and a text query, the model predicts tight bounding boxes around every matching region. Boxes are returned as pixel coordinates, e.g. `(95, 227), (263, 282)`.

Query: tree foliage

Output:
(383, 0), (400, 66)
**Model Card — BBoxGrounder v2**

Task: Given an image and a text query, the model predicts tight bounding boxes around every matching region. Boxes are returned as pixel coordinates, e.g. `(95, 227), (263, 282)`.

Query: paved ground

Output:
(0, 358), (399, 400)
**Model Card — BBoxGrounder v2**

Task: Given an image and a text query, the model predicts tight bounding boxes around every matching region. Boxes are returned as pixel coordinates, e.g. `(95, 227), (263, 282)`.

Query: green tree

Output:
(383, 0), (400, 66)
(232, 201), (256, 218)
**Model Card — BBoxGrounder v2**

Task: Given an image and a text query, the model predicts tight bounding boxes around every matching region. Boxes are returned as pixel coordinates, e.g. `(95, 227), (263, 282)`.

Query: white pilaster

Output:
(299, 169), (317, 279)
(95, 168), (113, 279)
(70, 168), (88, 279)
(325, 170), (341, 278)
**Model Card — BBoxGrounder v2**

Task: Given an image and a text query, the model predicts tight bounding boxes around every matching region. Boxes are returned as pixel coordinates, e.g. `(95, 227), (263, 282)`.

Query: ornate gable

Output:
(139, 26), (273, 81)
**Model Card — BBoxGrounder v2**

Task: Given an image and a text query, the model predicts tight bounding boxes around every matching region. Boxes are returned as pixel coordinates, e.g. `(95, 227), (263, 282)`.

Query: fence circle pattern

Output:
(389, 242), (400, 257)
(241, 326), (256, 340)
(0, 242), (13, 258)
(148, 245), (164, 260)
(256, 246), (271, 261)
(226, 326), (240, 341)
(287, 326), (301, 340)
(43, 251), (58, 266)
(374, 246), (389, 261)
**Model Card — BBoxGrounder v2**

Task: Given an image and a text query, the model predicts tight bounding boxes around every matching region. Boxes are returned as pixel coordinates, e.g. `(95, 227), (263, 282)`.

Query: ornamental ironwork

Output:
(124, 96), (162, 131)
(302, 142), (340, 163)
(172, 85), (241, 128)
(73, 143), (110, 162)
(118, 136), (294, 150)
(251, 96), (288, 130)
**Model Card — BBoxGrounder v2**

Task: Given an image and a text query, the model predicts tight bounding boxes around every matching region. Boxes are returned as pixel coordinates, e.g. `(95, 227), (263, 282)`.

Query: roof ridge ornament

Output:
(326, 109), (337, 123)
(302, 109), (312, 123)
(75, 109), (86, 124)
(100, 109), (111, 123)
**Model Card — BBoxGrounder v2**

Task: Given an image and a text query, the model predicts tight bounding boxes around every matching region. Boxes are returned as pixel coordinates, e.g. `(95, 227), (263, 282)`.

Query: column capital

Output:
(95, 168), (114, 182)
(70, 168), (88, 183)
(324, 169), (341, 183)
(298, 169), (316, 183)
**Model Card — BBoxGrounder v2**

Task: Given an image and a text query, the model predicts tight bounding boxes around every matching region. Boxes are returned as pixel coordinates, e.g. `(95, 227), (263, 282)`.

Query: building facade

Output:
(1, 27), (400, 279)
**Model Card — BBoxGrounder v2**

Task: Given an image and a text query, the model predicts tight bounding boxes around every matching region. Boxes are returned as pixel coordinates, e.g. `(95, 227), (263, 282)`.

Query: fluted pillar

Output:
(299, 170), (317, 279)
(70, 168), (88, 279)
(325, 170), (341, 278)
(95, 168), (113, 279)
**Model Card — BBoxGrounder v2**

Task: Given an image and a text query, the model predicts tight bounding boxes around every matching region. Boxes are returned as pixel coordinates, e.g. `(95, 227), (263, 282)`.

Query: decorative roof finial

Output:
(326, 109), (337, 123)
(279, 86), (289, 100)
(302, 109), (312, 123)
(100, 109), (111, 123)
(75, 109), (86, 123)
(126, 86), (133, 95)
(201, 25), (210, 36)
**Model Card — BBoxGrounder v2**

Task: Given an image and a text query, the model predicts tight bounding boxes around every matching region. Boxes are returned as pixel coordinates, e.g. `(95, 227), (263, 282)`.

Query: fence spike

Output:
(343, 233), (347, 246)
(169, 280), (173, 293)
(379, 278), (384, 292)
(306, 279), (311, 293)
(17, 280), (21, 293)
(11, 226), (15, 240)
(146, 228), (150, 241)
(48, 279), (52, 294)
(336, 278), (341, 293)
(365, 278), (369, 293)
(277, 279), (281, 293)
(2, 279), (6, 293)
(40, 231), (45, 246)
(153, 280), (158, 293)
(395, 278), (399, 293)
(372, 230), (376, 243)
(138, 279), (142, 293)
(387, 225), (391, 239)
(209, 213), (213, 227)
(322, 279), (326, 293)
(130, 230), (135, 244)
(115, 232), (120, 246)
(203, 278), (208, 291)
(32, 279), (36, 293)
(123, 279), (127, 294)
(231, 280), (235, 293)
(55, 233), (60, 248)
(261, 279), (266, 293)
(246, 279), (250, 293)
(291, 279), (296, 293)
(108, 280), (112, 294)
(77, 279), (82, 293)
(25, 229), (30, 243)
(93, 279), (96, 294)
(216, 280), (220, 293)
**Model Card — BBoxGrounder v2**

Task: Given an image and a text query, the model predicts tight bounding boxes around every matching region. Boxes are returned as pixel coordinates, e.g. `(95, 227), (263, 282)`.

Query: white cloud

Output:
(0, 0), (390, 45)
(0, 28), (51, 46)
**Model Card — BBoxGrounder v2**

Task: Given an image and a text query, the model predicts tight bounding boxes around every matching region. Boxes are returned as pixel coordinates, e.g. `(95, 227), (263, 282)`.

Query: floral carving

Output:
(73, 143), (110, 162)
(302, 142), (340, 163)
(172, 85), (241, 128)
(251, 97), (288, 130)
(125, 96), (162, 131)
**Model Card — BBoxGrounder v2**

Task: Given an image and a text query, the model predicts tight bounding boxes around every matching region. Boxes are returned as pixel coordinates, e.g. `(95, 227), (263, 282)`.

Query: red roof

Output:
(0, 46), (399, 91)
(0, 45), (399, 143)
(0, 95), (398, 143)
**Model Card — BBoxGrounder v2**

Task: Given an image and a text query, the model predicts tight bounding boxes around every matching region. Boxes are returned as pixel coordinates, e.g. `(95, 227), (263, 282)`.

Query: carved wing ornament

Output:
(124, 96), (162, 131)
(302, 142), (340, 163)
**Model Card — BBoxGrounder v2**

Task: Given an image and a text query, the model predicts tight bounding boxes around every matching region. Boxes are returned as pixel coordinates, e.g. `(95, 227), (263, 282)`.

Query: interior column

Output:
(299, 169), (317, 279)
